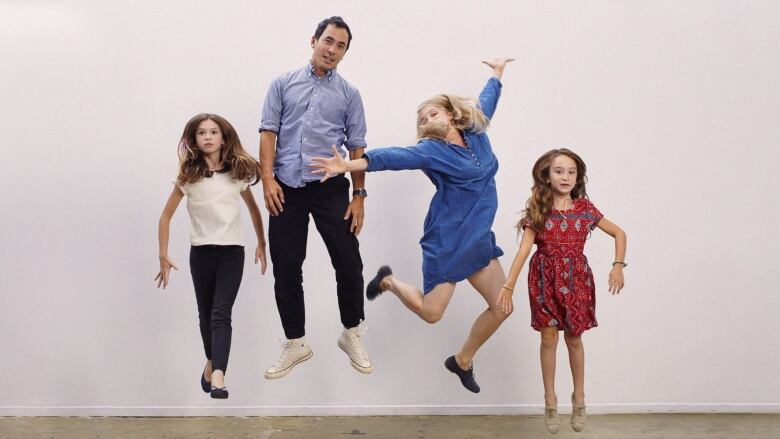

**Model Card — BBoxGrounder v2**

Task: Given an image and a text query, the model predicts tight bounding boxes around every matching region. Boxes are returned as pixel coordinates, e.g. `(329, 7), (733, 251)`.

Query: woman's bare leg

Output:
(454, 259), (512, 369)
(381, 276), (456, 324)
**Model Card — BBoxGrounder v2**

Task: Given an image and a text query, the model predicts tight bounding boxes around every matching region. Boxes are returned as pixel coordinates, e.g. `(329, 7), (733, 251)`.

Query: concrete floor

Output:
(0, 414), (778, 438)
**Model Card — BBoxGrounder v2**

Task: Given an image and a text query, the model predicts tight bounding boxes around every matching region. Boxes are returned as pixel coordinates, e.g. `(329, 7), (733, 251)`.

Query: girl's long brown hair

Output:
(176, 113), (261, 186)
(519, 148), (589, 231)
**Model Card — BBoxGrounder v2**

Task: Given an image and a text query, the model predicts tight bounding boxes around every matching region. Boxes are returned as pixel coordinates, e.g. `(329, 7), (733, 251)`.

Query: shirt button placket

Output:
(303, 82), (319, 181)
(306, 82), (318, 139)
(310, 82), (319, 126)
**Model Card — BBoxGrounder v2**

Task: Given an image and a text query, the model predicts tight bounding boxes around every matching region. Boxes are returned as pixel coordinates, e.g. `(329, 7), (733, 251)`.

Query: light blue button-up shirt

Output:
(259, 64), (367, 188)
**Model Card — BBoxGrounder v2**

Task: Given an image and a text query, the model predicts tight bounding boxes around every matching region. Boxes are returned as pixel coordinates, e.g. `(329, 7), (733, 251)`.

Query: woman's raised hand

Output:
(482, 58), (515, 70)
(310, 145), (347, 183)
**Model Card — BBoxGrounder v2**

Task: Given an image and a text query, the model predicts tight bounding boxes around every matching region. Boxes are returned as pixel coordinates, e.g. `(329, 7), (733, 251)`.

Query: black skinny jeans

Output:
(189, 244), (244, 373)
(269, 176), (364, 339)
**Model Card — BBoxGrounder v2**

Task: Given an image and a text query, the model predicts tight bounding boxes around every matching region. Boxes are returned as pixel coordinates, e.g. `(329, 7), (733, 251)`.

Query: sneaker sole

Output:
(337, 339), (373, 374)
(263, 350), (313, 380)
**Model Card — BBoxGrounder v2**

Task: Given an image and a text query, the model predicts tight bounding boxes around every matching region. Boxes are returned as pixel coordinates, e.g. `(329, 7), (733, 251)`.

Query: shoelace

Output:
(355, 320), (369, 336)
(573, 406), (585, 417)
(545, 408), (557, 419)
(462, 360), (476, 378)
(345, 322), (370, 361)
(273, 339), (297, 367)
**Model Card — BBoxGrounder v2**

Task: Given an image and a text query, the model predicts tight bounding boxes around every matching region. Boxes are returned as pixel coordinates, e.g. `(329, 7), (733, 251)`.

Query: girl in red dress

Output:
(500, 149), (627, 434)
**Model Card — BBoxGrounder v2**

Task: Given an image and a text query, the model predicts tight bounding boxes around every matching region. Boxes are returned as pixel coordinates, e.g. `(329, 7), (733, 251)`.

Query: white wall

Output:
(1, 0), (779, 415)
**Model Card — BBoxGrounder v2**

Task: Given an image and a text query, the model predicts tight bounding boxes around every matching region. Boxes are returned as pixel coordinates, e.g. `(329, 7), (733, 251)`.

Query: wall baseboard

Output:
(1, 404), (779, 417)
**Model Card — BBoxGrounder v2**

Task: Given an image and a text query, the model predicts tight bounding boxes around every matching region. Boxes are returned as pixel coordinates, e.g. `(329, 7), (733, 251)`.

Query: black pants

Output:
(269, 176), (364, 339)
(189, 245), (244, 373)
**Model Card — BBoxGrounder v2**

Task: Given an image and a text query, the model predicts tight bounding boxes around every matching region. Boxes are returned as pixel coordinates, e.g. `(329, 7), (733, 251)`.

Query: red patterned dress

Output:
(525, 198), (603, 336)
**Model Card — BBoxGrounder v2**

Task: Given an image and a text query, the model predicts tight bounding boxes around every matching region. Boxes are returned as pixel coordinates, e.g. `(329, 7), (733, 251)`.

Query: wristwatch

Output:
(352, 188), (368, 198)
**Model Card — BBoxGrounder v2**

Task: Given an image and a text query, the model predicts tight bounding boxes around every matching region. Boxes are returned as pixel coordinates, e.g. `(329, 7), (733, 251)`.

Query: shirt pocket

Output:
(319, 89), (349, 127)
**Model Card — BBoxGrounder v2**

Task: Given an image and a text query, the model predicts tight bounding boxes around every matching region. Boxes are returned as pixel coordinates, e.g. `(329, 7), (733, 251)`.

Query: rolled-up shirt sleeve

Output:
(344, 88), (367, 150)
(364, 142), (433, 172)
(259, 77), (283, 133)
(477, 77), (502, 121)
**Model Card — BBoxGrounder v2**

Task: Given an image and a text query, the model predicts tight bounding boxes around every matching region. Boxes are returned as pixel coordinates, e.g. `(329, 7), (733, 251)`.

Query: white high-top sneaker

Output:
(264, 337), (313, 379)
(337, 325), (372, 373)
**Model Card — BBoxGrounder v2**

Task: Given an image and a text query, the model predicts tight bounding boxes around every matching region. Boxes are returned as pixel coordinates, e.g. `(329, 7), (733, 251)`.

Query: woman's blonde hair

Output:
(519, 148), (589, 232)
(416, 94), (489, 141)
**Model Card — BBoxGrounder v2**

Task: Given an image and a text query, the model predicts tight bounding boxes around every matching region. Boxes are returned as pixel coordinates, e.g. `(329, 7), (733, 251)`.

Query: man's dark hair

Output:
(313, 16), (352, 50)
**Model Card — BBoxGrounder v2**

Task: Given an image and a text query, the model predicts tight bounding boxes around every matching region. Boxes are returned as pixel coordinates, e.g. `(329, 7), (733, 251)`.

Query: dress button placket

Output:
(464, 137), (480, 167)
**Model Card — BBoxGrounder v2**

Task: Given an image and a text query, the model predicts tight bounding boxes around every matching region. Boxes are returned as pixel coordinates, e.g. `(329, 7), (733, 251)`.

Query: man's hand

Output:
(262, 177), (285, 216)
(344, 196), (365, 236)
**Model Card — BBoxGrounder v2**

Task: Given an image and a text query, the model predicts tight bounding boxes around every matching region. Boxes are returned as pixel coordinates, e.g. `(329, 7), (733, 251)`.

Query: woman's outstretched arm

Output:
(311, 143), (433, 182)
(479, 58), (514, 119)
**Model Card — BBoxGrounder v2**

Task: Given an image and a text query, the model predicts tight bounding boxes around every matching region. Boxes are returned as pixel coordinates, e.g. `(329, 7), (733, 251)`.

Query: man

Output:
(258, 16), (371, 379)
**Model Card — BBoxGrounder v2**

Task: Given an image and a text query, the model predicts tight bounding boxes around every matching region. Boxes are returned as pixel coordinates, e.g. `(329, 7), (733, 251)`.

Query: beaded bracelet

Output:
(612, 261), (628, 267)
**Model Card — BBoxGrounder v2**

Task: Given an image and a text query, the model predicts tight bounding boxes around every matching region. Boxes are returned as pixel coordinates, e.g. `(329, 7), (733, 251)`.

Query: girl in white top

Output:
(155, 113), (267, 399)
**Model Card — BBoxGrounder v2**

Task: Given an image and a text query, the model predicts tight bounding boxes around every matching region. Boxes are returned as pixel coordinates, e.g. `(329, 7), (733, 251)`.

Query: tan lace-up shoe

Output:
(570, 393), (587, 432)
(544, 403), (560, 434)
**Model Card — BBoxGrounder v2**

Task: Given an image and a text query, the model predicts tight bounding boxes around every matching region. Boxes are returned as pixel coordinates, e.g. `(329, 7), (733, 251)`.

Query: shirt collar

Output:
(306, 62), (335, 81)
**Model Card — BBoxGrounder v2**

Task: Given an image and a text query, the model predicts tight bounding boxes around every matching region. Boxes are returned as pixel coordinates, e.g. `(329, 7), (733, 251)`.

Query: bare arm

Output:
(155, 186), (184, 289)
(348, 147), (367, 191)
(504, 228), (537, 290)
(259, 131), (285, 216)
(344, 147), (367, 236)
(241, 186), (267, 275)
(596, 217), (627, 294)
(495, 227), (536, 314)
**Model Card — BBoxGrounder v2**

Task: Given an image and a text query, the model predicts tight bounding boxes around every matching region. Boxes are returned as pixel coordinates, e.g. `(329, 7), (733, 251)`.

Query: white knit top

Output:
(176, 171), (249, 246)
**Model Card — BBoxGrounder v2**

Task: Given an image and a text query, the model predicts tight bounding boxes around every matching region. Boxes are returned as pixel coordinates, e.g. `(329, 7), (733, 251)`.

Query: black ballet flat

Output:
(200, 371), (210, 393)
(366, 265), (392, 301)
(210, 386), (229, 399)
(445, 355), (481, 393)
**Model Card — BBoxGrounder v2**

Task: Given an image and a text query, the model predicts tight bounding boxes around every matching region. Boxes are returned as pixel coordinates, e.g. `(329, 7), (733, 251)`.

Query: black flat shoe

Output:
(200, 371), (211, 393)
(366, 265), (392, 300)
(445, 355), (480, 393)
(210, 386), (228, 399)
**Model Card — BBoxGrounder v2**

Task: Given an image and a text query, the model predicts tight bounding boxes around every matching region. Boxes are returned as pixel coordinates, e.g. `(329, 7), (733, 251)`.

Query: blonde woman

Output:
(311, 58), (514, 393)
